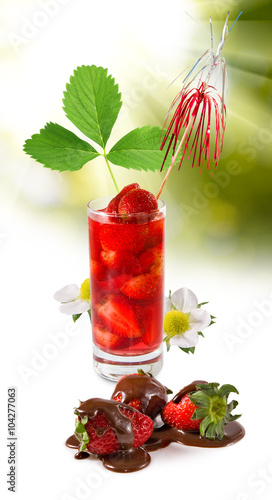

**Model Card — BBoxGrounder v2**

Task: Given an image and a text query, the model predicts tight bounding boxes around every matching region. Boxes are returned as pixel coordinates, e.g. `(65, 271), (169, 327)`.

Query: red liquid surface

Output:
(88, 210), (165, 356)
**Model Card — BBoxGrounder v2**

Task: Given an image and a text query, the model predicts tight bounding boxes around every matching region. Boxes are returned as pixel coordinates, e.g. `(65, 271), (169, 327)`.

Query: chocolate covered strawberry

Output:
(111, 372), (145, 412)
(113, 392), (142, 412)
(74, 398), (154, 455)
(162, 382), (241, 440)
(111, 371), (171, 419)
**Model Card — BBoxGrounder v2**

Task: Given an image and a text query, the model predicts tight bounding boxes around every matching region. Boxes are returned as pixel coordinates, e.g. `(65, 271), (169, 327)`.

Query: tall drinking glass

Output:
(88, 196), (165, 381)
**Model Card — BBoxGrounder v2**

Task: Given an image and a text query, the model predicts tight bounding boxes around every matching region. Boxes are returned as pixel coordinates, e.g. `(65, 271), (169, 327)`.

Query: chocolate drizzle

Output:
(111, 374), (168, 419)
(172, 380), (208, 403)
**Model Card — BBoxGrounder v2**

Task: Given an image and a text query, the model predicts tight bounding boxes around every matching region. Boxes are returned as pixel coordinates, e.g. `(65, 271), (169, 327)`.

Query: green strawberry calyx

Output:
(74, 410), (89, 451)
(189, 383), (241, 440)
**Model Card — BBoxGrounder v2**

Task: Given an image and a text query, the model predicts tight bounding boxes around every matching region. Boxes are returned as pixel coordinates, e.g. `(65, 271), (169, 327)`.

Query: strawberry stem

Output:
(103, 148), (119, 193)
(156, 115), (194, 200)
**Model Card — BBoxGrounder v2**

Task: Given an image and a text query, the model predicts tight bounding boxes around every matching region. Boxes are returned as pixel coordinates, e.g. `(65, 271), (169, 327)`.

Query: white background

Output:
(1, 1), (272, 500)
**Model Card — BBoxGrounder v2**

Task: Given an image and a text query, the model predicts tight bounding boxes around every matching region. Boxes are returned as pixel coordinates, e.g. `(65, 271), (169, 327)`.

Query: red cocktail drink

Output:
(88, 196), (165, 380)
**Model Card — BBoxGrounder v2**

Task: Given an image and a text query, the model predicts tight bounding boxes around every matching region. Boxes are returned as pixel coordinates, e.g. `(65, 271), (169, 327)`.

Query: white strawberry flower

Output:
(163, 287), (212, 350)
(54, 278), (91, 315)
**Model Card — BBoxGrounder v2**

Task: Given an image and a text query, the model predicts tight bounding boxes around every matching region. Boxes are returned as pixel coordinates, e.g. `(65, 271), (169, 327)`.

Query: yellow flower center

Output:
(80, 279), (91, 303)
(164, 310), (190, 336)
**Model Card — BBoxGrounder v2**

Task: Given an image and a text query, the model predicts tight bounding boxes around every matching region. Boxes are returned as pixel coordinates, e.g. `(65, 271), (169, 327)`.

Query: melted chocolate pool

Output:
(66, 435), (79, 449)
(65, 432), (151, 472)
(102, 447), (151, 473)
(143, 421), (245, 452)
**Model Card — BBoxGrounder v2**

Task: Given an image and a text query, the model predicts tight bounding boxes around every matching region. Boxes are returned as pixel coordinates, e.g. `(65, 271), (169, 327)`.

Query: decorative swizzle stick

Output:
(157, 11), (243, 199)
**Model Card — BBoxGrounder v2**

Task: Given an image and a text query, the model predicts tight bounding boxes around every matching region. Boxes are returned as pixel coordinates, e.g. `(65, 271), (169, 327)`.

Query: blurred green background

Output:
(1, 0), (272, 272)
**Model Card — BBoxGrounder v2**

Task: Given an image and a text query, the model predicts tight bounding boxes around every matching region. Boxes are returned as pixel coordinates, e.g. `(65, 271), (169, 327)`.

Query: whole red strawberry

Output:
(74, 398), (154, 455)
(161, 383), (241, 440)
(161, 394), (202, 431)
(106, 183), (140, 213)
(118, 188), (158, 215)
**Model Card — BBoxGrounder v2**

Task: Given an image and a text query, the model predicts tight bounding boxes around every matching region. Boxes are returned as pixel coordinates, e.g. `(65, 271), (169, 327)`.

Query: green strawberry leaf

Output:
(23, 122), (100, 172)
(63, 65), (122, 148)
(107, 126), (171, 172)
(224, 413), (242, 423)
(72, 313), (82, 323)
(178, 346), (195, 354)
(192, 407), (208, 420)
(189, 391), (210, 408)
(195, 383), (220, 395)
(82, 431), (89, 442)
(218, 384), (239, 399)
(205, 422), (218, 440)
(76, 422), (86, 434)
(197, 301), (209, 308)
(227, 400), (239, 412)
(75, 416), (89, 451)
(215, 423), (225, 440)
(199, 415), (211, 436)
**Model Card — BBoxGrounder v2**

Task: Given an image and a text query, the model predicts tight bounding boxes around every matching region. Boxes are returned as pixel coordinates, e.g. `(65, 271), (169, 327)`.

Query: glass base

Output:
(93, 344), (163, 382)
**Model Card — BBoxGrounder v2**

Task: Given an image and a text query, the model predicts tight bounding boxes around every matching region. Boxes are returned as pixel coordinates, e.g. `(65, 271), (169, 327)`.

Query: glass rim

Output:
(87, 196), (165, 218)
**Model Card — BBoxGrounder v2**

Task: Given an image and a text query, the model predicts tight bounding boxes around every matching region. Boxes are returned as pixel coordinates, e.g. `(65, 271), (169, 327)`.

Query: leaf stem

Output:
(156, 115), (194, 200)
(103, 150), (119, 193)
